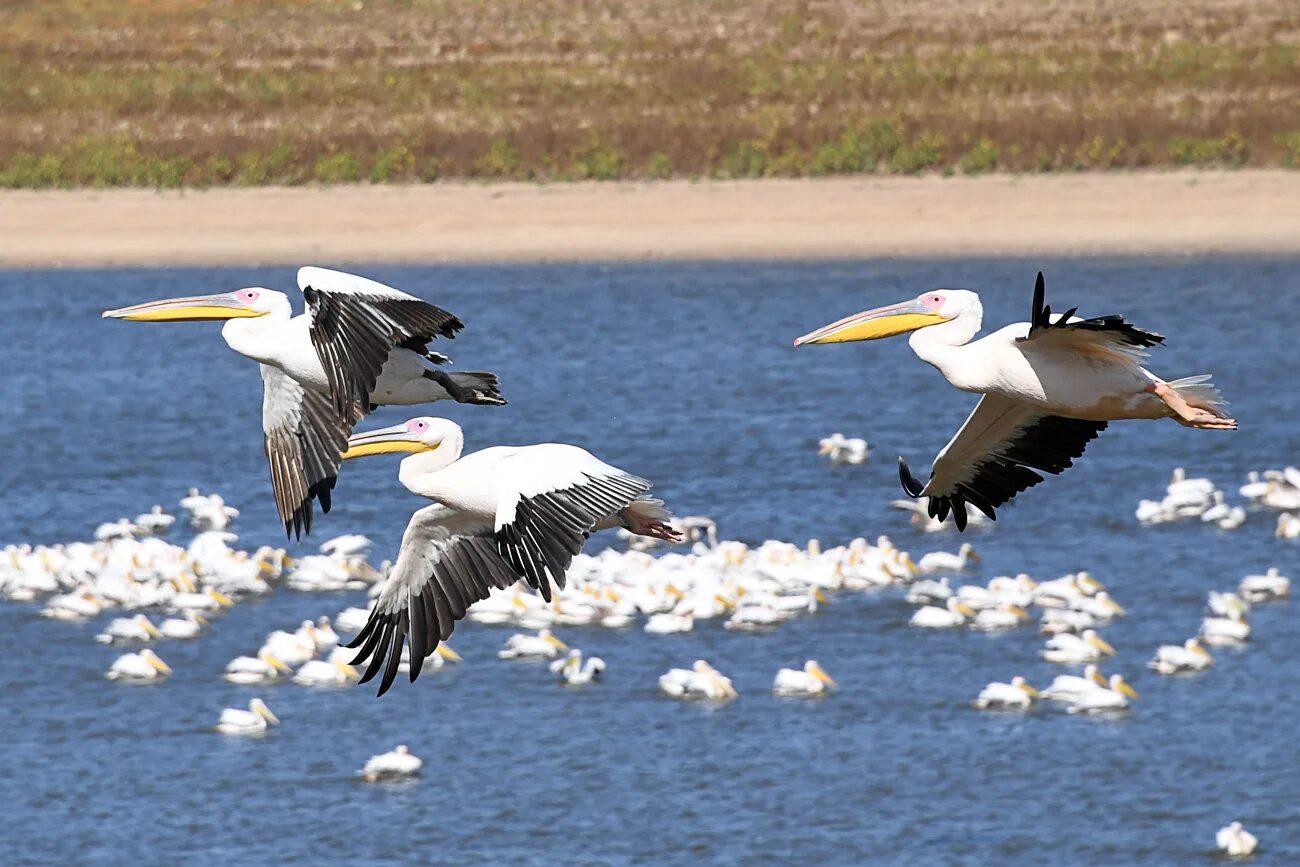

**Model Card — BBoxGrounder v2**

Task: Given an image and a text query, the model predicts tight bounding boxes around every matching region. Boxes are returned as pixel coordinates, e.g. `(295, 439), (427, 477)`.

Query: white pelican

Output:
(105, 648), (172, 681)
(973, 676), (1040, 709)
(216, 698), (279, 735)
(134, 505), (175, 536)
(103, 266), (506, 538)
(794, 274), (1235, 529)
(1201, 610), (1251, 645)
(910, 597), (977, 628)
(905, 577), (952, 606)
(1065, 674), (1139, 713)
(971, 604), (1030, 631)
(95, 614), (163, 644)
(773, 660), (837, 696)
(1239, 567), (1289, 602)
(1216, 822), (1258, 857)
(659, 660), (737, 701)
(818, 433), (869, 465)
(223, 650), (292, 684)
(1041, 629), (1115, 664)
(1148, 638), (1213, 674)
(498, 629), (569, 660)
(159, 611), (208, 639)
(360, 745), (423, 782)
(644, 605), (695, 634)
(553, 650), (606, 686)
(292, 658), (360, 686)
(336, 416), (680, 695)
(1041, 665), (1108, 701)
(1207, 591), (1249, 619)
(918, 542), (979, 574)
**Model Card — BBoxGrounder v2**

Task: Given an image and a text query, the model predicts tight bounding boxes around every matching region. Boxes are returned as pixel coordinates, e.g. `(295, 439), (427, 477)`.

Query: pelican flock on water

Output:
(0, 264), (1275, 849)
(795, 273), (1236, 529)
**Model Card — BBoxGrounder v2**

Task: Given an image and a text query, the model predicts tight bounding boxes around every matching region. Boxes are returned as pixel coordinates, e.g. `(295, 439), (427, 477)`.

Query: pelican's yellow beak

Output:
(1019, 682), (1041, 699)
(266, 654), (291, 674)
(1089, 634), (1116, 656)
(1089, 668), (1108, 687)
(713, 593), (735, 610)
(545, 635), (568, 651)
(435, 644), (463, 663)
(811, 664), (837, 688)
(1107, 598), (1127, 617)
(512, 596), (528, 610)
(102, 293), (265, 322)
(1010, 605), (1029, 619)
(814, 589), (829, 604)
(905, 555), (920, 577)
(968, 550), (983, 564)
(148, 654), (173, 675)
(1117, 678), (1139, 700)
(956, 602), (978, 618)
(143, 620), (163, 639)
(194, 613), (210, 627)
(208, 590), (235, 608)
(335, 661), (360, 679)
(666, 584), (684, 600)
(794, 299), (949, 346)
(256, 704), (281, 725)
(342, 424), (438, 460)
(1193, 643), (1213, 660)
(818, 442), (833, 455)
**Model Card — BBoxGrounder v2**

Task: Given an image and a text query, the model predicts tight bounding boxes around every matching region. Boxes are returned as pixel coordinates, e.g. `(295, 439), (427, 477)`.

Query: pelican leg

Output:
(1146, 382), (1237, 430)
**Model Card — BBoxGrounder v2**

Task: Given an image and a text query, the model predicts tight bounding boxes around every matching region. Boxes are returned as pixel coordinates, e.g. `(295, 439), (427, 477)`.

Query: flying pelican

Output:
(216, 698), (279, 735)
(794, 273), (1235, 529)
(360, 745), (423, 782)
(338, 416), (681, 695)
(102, 266), (506, 538)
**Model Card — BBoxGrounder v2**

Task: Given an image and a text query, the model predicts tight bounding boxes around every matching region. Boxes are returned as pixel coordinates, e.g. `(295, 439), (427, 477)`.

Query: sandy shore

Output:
(2, 172), (1297, 268)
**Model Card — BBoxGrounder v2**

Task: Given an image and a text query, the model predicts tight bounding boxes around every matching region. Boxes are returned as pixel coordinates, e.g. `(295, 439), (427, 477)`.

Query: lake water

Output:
(0, 258), (1296, 865)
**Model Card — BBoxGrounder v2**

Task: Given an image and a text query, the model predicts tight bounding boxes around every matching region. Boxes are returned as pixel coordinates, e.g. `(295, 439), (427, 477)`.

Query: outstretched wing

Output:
(299, 266), (463, 424)
(260, 365), (352, 539)
(898, 394), (1108, 531)
(493, 445), (652, 601)
(344, 505), (520, 696)
(1019, 271), (1164, 356)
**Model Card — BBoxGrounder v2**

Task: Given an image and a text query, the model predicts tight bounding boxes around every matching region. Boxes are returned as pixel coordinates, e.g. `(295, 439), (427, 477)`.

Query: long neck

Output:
(907, 309), (982, 388)
(397, 430), (465, 499)
(221, 313), (288, 365)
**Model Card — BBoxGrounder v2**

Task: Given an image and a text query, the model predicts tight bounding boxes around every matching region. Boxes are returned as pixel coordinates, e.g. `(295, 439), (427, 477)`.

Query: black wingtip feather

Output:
(898, 457), (925, 498)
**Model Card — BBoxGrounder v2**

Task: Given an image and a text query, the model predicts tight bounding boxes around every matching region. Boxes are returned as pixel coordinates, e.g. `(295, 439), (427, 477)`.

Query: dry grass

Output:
(2, 0), (1299, 186)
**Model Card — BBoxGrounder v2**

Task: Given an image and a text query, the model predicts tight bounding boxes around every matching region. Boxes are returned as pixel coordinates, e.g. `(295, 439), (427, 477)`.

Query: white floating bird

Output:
(498, 629), (569, 660)
(159, 611), (208, 639)
(910, 597), (976, 628)
(104, 266), (506, 539)
(818, 433), (869, 465)
(1239, 567), (1290, 602)
(659, 660), (737, 701)
(552, 650), (606, 686)
(794, 273), (1234, 529)
(95, 614), (162, 644)
(773, 660), (837, 697)
(918, 543), (980, 574)
(134, 505), (175, 536)
(292, 658), (360, 686)
(223, 650), (292, 684)
(1207, 591), (1249, 619)
(1041, 629), (1115, 664)
(1065, 674), (1139, 714)
(360, 745), (423, 782)
(972, 604), (1030, 631)
(1216, 821), (1258, 857)
(1148, 638), (1214, 674)
(645, 604), (695, 634)
(1041, 665), (1108, 702)
(105, 648), (172, 681)
(973, 676), (1040, 709)
(216, 698), (279, 735)
(336, 416), (680, 695)
(1201, 610), (1251, 645)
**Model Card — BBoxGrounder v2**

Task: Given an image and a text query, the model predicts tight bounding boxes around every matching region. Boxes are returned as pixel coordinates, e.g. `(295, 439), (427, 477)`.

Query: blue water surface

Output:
(0, 258), (1296, 865)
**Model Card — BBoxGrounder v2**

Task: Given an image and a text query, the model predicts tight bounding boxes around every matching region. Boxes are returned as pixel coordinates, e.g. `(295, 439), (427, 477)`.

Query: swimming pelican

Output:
(223, 650), (292, 684)
(497, 629), (569, 660)
(1201, 610), (1251, 645)
(134, 505), (175, 536)
(773, 660), (837, 696)
(1065, 674), (1139, 713)
(1040, 629), (1115, 664)
(158, 611), (208, 639)
(95, 614), (163, 644)
(292, 658), (360, 686)
(336, 416), (680, 695)
(1239, 567), (1289, 602)
(973, 676), (1040, 709)
(360, 745), (423, 782)
(659, 660), (737, 701)
(216, 698), (279, 735)
(1216, 822), (1258, 857)
(1041, 665), (1108, 701)
(552, 650), (606, 686)
(1148, 638), (1213, 674)
(103, 266), (506, 538)
(105, 648), (172, 681)
(917, 542), (979, 574)
(794, 273), (1235, 529)
(644, 604), (695, 634)
(910, 597), (977, 628)
(971, 604), (1030, 631)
